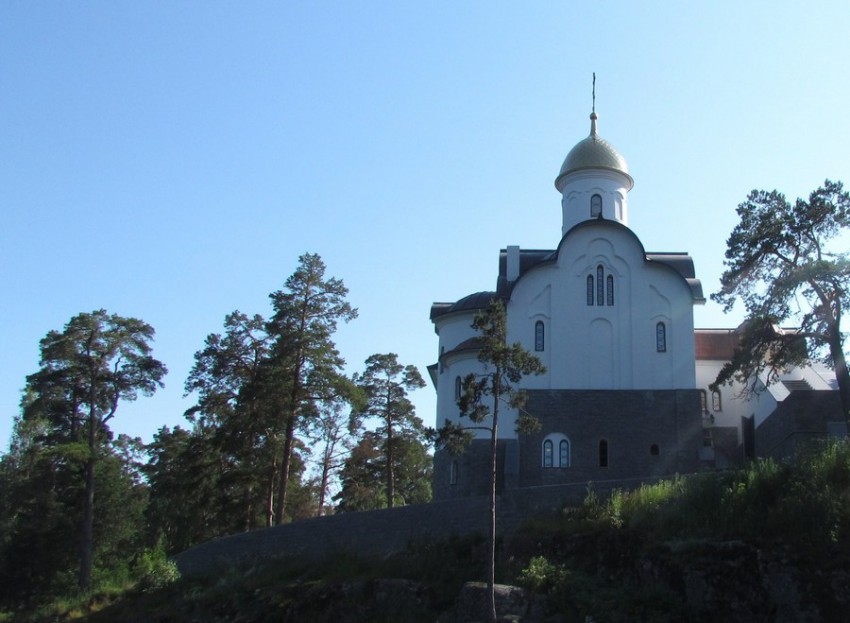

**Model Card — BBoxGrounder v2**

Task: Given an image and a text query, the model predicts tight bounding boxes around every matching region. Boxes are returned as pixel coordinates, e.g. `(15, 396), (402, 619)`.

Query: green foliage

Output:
(353, 353), (428, 509)
(18, 310), (166, 591)
(550, 440), (850, 547)
(267, 252), (358, 524)
(132, 539), (181, 592)
(335, 430), (432, 512)
(517, 556), (569, 593)
(0, 435), (148, 608)
(711, 180), (850, 418)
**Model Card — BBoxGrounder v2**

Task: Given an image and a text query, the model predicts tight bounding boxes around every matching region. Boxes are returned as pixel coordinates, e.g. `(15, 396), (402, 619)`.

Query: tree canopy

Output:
(355, 353), (427, 508)
(18, 310), (166, 591)
(267, 252), (358, 523)
(712, 180), (850, 423)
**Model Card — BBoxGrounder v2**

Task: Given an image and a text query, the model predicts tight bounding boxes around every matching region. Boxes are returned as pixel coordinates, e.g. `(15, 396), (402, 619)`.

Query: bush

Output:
(132, 539), (180, 591)
(518, 556), (569, 593)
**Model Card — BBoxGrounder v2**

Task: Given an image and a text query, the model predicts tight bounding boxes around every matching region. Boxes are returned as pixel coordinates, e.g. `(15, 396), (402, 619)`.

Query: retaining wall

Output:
(174, 476), (662, 578)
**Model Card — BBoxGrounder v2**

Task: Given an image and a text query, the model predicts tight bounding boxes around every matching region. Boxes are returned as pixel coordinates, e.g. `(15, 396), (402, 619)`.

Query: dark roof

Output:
(434, 221), (705, 323)
(493, 224), (704, 302)
(441, 337), (484, 360)
(430, 291), (497, 321)
(645, 253), (704, 301)
(497, 249), (556, 296)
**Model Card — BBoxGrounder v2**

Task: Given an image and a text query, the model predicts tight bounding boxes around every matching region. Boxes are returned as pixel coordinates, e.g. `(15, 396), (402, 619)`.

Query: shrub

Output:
(132, 539), (180, 591)
(518, 556), (569, 593)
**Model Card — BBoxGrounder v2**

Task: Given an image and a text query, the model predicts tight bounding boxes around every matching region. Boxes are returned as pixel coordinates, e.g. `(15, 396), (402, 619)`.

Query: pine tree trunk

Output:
(80, 455), (95, 591)
(266, 457), (277, 528)
(275, 416), (296, 525)
(487, 392), (499, 623)
(318, 450), (331, 516)
(828, 331), (850, 430)
(79, 403), (97, 591)
(386, 419), (395, 509)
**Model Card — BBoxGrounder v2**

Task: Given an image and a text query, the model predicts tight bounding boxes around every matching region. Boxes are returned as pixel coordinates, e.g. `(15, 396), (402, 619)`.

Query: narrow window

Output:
(596, 265), (604, 305)
(606, 274), (614, 306)
(650, 444), (660, 456)
(586, 275), (594, 306)
(559, 439), (570, 467)
(534, 321), (545, 352)
(656, 322), (667, 352)
(450, 460), (458, 485)
(590, 193), (602, 217)
(699, 390), (708, 413)
(439, 347), (445, 373)
(543, 440), (553, 468)
(454, 376), (462, 402)
(712, 389), (722, 412)
(599, 439), (609, 467)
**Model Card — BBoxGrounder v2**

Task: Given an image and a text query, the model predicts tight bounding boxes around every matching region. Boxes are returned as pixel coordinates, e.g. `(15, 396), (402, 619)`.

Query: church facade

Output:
(429, 111), (844, 501)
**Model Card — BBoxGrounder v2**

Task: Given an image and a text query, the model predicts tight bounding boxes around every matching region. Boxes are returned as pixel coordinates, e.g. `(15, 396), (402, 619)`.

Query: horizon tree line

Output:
(0, 252), (432, 606)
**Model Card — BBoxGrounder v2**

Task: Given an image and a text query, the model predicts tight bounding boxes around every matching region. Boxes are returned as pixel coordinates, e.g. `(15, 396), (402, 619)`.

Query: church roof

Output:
(646, 252), (705, 302)
(555, 113), (633, 192)
(430, 291), (498, 321)
(494, 226), (705, 303)
(695, 329), (740, 360)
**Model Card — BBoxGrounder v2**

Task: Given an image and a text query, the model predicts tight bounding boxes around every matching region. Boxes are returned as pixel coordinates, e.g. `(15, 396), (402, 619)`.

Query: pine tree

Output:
(437, 299), (545, 622)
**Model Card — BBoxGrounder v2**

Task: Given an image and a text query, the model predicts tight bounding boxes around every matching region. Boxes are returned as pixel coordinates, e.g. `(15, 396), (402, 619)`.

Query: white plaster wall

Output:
(506, 223), (696, 390)
(695, 360), (752, 441)
(435, 310), (509, 441)
(434, 312), (476, 351)
(560, 170), (631, 235)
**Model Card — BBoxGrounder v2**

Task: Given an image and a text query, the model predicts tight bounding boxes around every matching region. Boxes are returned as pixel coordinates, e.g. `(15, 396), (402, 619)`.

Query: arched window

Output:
(650, 444), (660, 456)
(543, 440), (554, 468)
(534, 321), (545, 352)
(454, 376), (462, 402)
(656, 322), (667, 352)
(559, 439), (570, 467)
(589, 265), (616, 307)
(712, 389), (722, 412)
(590, 193), (602, 217)
(543, 435), (570, 468)
(450, 460), (458, 485)
(599, 439), (609, 467)
(597, 265), (604, 305)
(699, 389), (708, 413)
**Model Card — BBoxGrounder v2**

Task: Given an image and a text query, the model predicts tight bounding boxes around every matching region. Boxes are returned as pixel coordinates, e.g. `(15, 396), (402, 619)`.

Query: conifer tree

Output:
(712, 180), (850, 425)
(355, 353), (427, 508)
(438, 299), (545, 622)
(18, 310), (165, 590)
(267, 253), (357, 524)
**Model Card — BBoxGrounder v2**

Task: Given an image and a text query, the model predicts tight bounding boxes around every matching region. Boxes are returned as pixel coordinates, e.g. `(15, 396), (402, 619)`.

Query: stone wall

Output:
(520, 389), (703, 485)
(174, 476), (665, 578)
(755, 391), (845, 459)
(433, 389), (703, 500)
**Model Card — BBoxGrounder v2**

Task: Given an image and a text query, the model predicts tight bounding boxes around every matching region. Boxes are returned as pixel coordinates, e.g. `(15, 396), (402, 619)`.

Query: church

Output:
(429, 109), (844, 501)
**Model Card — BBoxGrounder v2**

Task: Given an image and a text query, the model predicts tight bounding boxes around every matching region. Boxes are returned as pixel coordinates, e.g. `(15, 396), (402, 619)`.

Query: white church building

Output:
(429, 110), (843, 501)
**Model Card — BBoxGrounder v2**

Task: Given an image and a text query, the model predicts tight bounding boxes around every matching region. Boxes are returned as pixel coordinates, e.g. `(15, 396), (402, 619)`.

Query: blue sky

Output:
(2, 2), (849, 451)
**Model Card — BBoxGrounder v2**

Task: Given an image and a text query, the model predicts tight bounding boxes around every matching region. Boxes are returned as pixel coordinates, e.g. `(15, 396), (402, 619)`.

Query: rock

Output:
(444, 581), (549, 622)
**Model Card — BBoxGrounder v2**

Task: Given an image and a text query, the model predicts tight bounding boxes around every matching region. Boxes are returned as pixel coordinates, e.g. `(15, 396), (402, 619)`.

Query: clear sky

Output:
(2, 2), (849, 452)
